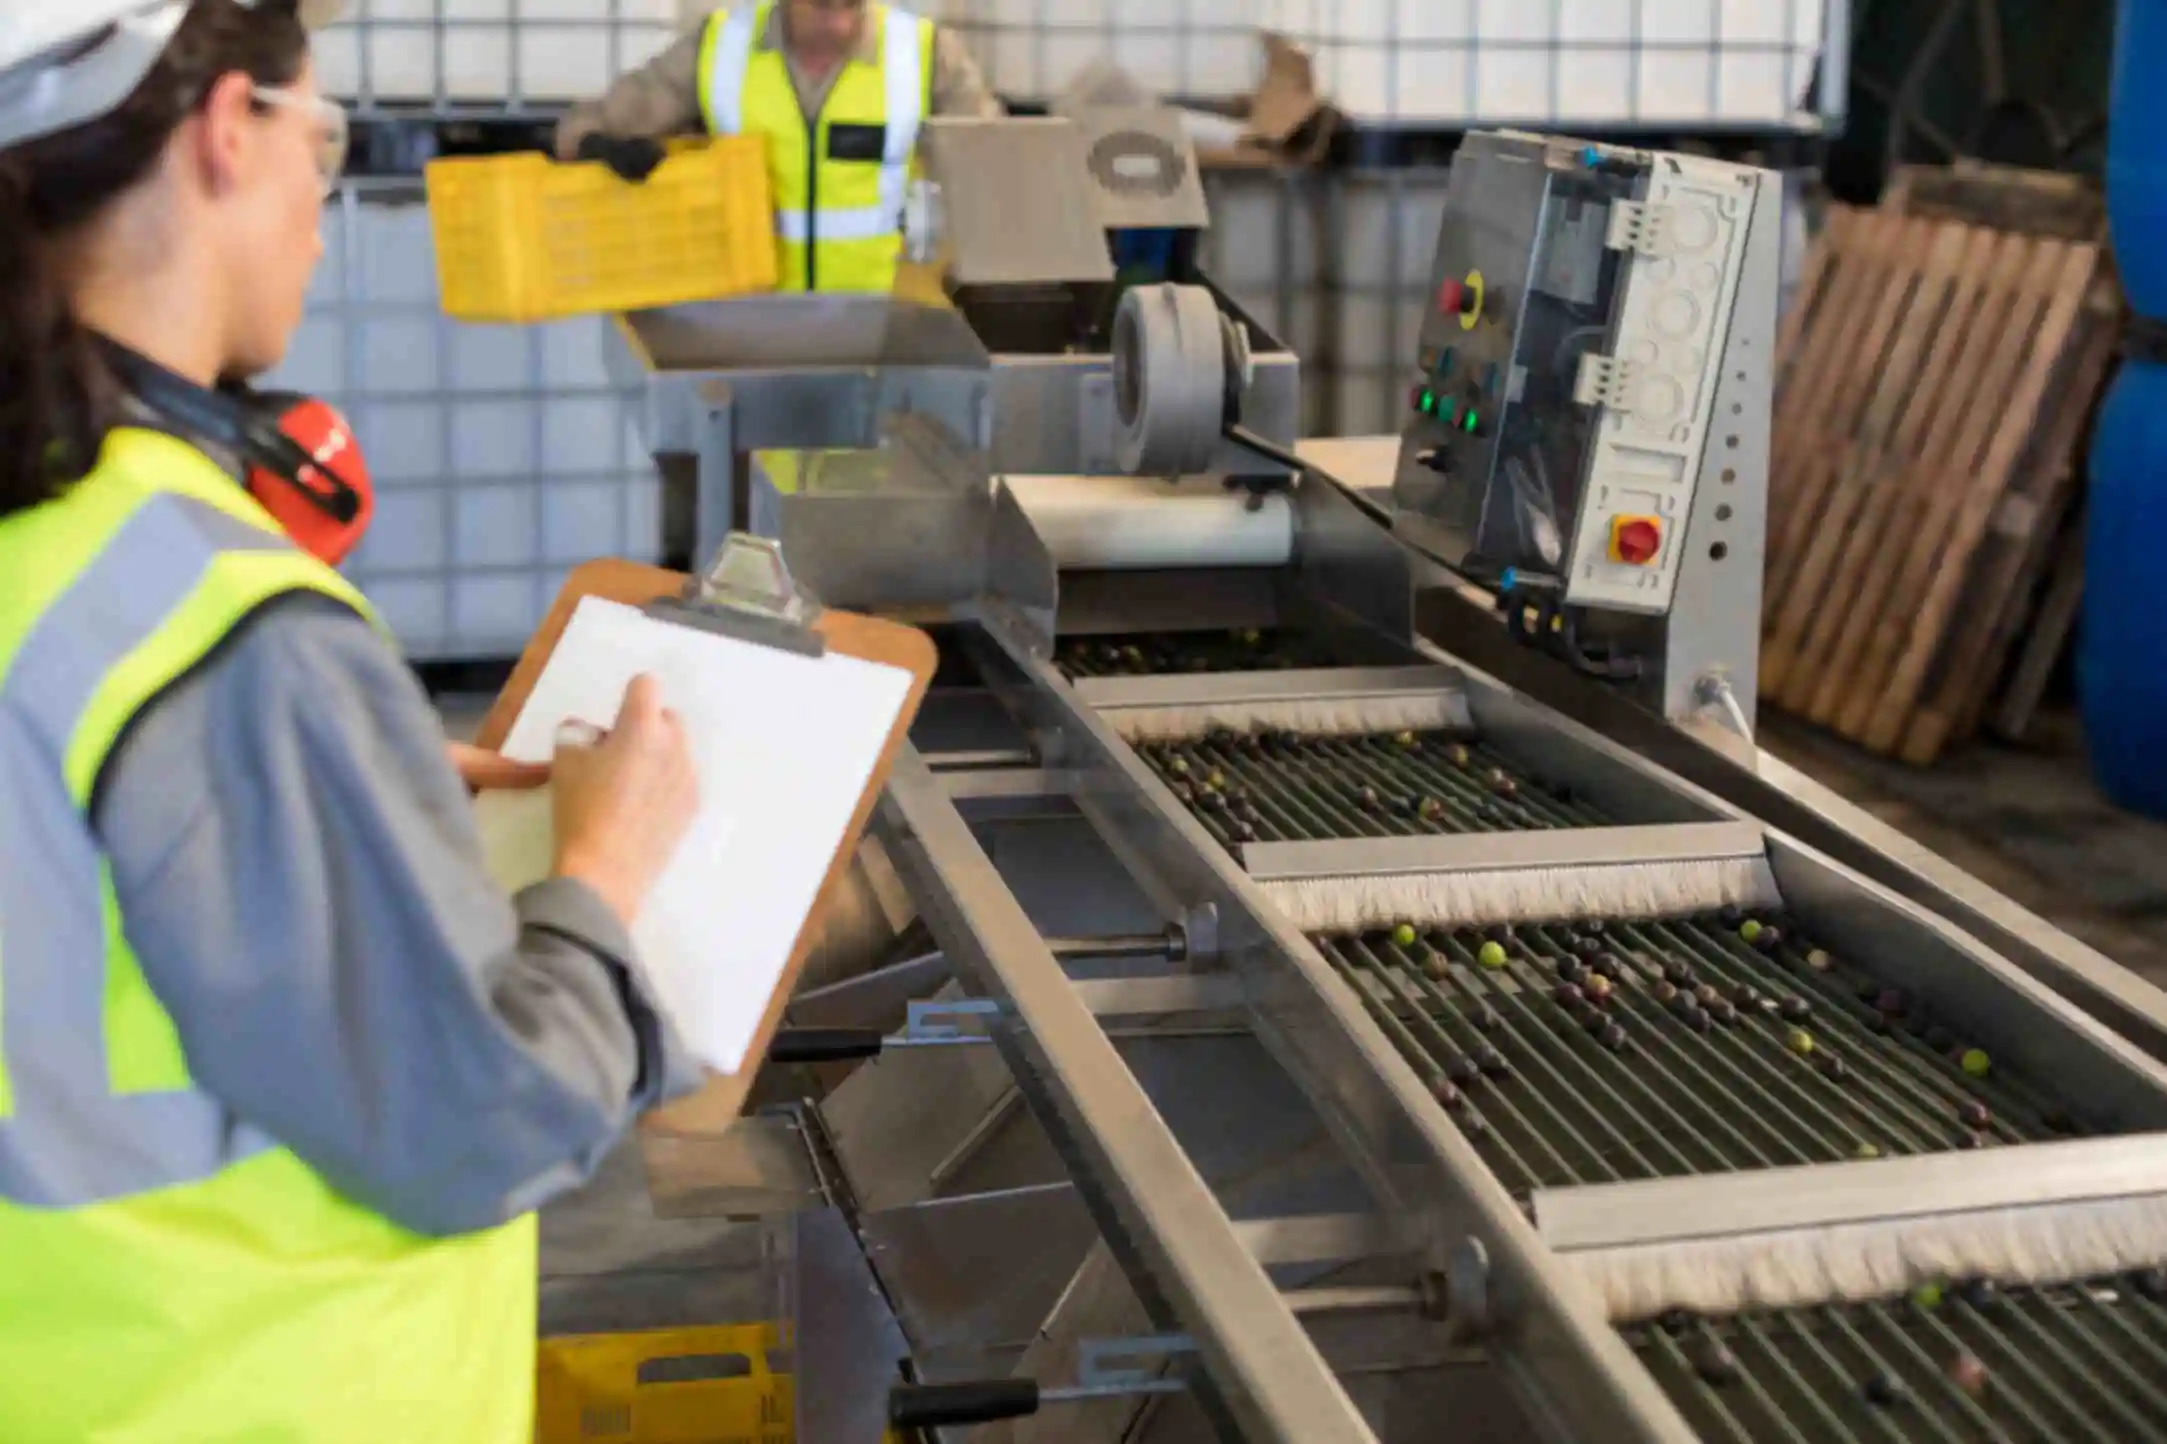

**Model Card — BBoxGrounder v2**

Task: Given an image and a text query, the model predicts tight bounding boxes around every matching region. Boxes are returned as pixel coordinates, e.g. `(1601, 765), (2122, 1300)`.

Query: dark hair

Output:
(0, 0), (308, 518)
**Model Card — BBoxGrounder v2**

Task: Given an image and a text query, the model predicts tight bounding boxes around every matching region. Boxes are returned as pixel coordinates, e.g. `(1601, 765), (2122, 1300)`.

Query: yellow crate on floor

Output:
(427, 138), (777, 324)
(536, 1324), (791, 1444)
(535, 1323), (908, 1444)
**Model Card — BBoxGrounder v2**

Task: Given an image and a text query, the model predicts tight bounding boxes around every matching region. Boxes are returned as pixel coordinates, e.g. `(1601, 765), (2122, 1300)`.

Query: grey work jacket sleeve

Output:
(93, 593), (701, 1238)
(929, 25), (1002, 118)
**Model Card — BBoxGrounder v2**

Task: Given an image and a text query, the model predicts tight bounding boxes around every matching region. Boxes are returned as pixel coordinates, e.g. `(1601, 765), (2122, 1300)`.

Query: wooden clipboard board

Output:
(474, 555), (936, 1136)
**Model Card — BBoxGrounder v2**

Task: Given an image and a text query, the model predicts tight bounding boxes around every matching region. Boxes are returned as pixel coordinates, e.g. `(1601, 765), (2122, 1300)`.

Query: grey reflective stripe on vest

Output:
(0, 493), (292, 1207)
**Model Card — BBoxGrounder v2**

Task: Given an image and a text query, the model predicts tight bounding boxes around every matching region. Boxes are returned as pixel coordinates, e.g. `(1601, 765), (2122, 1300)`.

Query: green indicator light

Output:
(1418, 389), (1437, 415)
(1463, 409), (1481, 434)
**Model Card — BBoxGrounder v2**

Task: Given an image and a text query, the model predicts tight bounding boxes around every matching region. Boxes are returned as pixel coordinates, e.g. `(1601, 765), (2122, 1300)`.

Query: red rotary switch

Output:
(1437, 277), (1478, 316)
(1610, 515), (1662, 566)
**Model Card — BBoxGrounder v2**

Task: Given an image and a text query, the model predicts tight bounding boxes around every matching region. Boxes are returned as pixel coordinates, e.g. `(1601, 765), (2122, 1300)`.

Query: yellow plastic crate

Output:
(535, 1324), (906, 1444)
(427, 139), (778, 324)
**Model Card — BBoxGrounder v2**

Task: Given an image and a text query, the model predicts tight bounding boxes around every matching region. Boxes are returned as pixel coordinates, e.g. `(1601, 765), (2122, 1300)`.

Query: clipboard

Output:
(472, 535), (937, 1136)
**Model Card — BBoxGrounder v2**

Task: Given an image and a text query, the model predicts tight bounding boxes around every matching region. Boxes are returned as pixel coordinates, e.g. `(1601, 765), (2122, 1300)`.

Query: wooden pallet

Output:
(1760, 201), (2116, 765)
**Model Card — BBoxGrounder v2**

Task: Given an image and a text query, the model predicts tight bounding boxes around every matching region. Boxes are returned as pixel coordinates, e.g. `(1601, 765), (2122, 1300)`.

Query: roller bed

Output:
(1628, 1276), (2167, 1443)
(1137, 729), (1606, 847)
(1313, 911), (2094, 1196)
(1055, 629), (1358, 678)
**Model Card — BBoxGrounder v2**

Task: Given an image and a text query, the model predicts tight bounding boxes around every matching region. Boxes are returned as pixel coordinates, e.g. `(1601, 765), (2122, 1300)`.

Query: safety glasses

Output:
(251, 84), (349, 197)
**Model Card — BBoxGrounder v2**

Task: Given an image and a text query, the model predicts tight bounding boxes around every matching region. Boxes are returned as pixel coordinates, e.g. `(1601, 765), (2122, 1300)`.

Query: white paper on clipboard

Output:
(472, 595), (915, 1076)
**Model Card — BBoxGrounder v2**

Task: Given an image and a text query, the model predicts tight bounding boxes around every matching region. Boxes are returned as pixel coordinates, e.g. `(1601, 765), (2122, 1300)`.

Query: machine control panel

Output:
(1390, 131), (1772, 617)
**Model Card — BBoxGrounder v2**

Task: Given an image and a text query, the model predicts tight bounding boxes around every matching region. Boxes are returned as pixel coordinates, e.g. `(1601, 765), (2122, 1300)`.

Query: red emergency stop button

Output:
(1610, 515), (1662, 565)
(1437, 277), (1478, 316)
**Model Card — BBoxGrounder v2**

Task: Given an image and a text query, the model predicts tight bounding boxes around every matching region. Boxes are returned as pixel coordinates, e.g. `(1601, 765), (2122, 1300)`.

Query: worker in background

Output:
(0, 2), (705, 1438)
(556, 0), (1001, 293)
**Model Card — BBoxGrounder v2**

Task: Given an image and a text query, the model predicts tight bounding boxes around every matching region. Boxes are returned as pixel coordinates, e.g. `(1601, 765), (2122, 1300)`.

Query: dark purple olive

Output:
(1709, 1000), (1740, 1027)
(1580, 918), (1609, 936)
(1578, 1007), (1608, 1037)
(1957, 1101), (1993, 1131)
(1444, 1055), (1480, 1087)
(1946, 1352), (1988, 1399)
(1683, 1006), (1714, 1034)
(1863, 1373), (1907, 1408)
(1208, 727), (1237, 747)
(1958, 1277), (2000, 1311)
(1816, 1054), (1848, 1082)
(1469, 1005), (1503, 1032)
(1956, 1131), (1989, 1150)
(1695, 984), (1723, 1008)
(1485, 923), (1514, 943)
(1718, 905), (1746, 926)
(1665, 961), (1696, 987)
(1557, 959), (1588, 986)
(1358, 786), (1383, 812)
(1574, 936), (1603, 959)
(1671, 993), (1702, 1020)
(1732, 984), (1760, 1008)
(1753, 925), (1783, 953)
(1433, 1079), (1464, 1111)
(2130, 1267), (2167, 1302)
(1779, 996), (1812, 1023)
(1473, 1045), (1511, 1078)
(1601, 1022), (1630, 1053)
(1693, 1339), (1740, 1386)
(1590, 952), (1624, 980)
(1460, 1111), (1490, 1139)
(1554, 984), (1586, 1009)
(1658, 1308), (1696, 1335)
(1231, 820), (1258, 842)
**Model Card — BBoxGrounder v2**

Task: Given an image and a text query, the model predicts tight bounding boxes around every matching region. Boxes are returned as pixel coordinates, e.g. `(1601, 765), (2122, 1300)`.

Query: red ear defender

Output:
(246, 395), (374, 567)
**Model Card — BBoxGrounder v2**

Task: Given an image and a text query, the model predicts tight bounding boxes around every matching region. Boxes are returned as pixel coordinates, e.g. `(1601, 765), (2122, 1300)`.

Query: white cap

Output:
(0, 0), (343, 154)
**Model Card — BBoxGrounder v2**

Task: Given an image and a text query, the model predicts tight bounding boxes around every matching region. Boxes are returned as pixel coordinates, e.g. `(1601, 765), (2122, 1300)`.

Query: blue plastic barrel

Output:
(2111, 0), (2167, 316)
(2081, 359), (2167, 818)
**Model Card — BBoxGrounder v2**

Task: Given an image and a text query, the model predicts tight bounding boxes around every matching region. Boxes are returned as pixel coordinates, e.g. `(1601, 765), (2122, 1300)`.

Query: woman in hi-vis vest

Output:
(0, 3), (705, 1439)
(556, 0), (1001, 293)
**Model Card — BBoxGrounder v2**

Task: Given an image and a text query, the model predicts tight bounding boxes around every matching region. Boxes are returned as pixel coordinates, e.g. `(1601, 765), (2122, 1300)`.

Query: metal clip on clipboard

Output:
(643, 532), (828, 658)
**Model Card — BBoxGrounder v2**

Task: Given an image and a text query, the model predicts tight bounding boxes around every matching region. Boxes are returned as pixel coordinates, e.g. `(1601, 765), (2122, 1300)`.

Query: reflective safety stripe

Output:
(698, 6), (758, 137)
(876, 5), (927, 242)
(775, 202), (900, 242)
(5, 492), (290, 806)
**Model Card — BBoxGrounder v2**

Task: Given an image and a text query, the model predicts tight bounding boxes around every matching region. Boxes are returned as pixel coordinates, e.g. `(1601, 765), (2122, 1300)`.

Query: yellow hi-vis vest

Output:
(0, 428), (537, 1444)
(696, 2), (934, 293)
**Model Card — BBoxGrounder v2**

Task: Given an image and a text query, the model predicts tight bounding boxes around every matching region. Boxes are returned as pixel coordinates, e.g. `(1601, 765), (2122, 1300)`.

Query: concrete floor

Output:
(1762, 707), (2167, 989)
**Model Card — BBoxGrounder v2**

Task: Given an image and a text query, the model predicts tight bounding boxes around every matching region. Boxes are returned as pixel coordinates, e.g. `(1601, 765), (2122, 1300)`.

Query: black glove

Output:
(577, 133), (667, 183)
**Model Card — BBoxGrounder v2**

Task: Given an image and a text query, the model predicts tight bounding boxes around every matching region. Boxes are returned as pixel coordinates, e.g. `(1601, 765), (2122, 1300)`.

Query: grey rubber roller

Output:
(1112, 283), (1229, 476)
